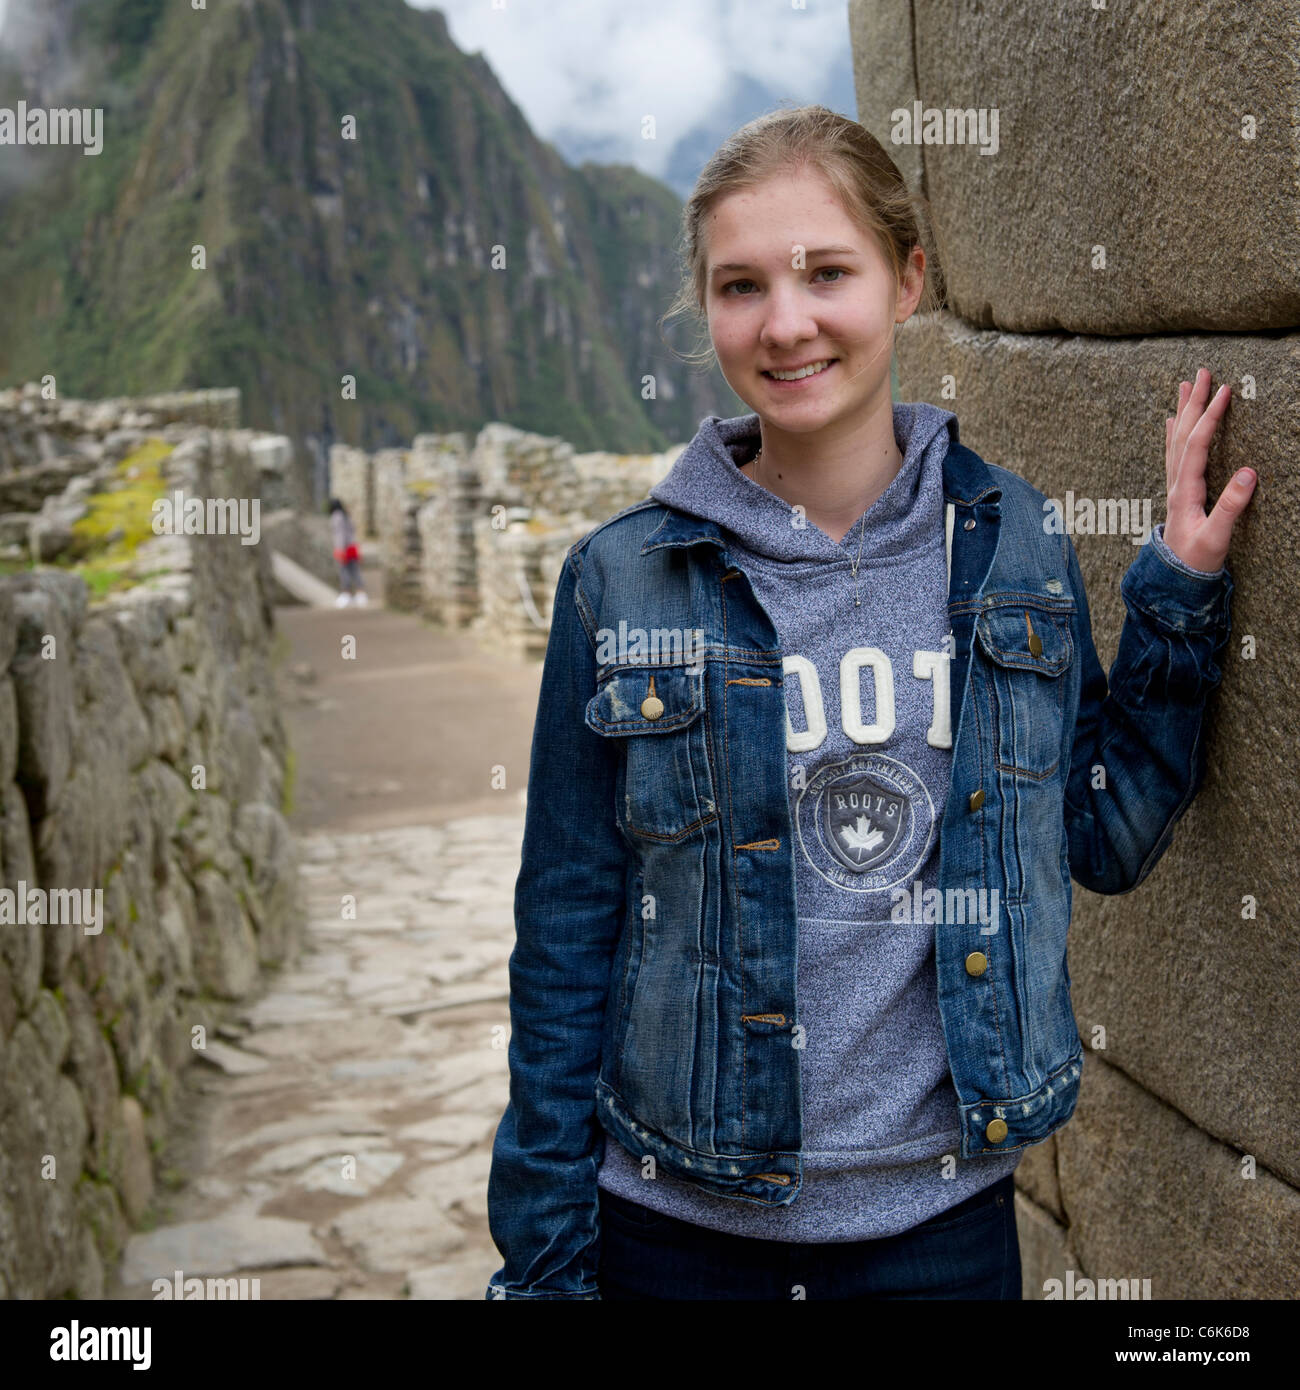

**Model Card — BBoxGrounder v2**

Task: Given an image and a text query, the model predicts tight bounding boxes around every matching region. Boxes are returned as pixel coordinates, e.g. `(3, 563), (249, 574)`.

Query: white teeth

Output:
(766, 359), (833, 381)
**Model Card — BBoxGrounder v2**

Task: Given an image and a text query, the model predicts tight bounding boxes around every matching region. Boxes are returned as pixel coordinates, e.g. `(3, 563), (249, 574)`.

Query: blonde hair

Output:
(660, 103), (945, 368)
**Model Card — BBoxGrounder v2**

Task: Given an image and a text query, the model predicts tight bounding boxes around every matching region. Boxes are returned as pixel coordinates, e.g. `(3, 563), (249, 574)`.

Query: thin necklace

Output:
(752, 445), (871, 607)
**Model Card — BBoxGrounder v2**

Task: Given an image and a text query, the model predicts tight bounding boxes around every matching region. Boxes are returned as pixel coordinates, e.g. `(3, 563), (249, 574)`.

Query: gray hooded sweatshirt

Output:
(595, 401), (1024, 1242)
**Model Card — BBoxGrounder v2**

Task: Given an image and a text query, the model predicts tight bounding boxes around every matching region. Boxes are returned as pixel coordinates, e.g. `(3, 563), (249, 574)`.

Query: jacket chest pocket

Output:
(974, 601), (1075, 779)
(584, 666), (717, 841)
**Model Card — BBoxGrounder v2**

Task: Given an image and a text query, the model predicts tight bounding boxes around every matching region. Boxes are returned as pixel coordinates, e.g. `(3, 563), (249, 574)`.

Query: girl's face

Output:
(702, 167), (923, 435)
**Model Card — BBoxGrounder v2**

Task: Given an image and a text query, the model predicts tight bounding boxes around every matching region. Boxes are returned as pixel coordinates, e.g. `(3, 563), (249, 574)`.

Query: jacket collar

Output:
(640, 434), (1002, 555)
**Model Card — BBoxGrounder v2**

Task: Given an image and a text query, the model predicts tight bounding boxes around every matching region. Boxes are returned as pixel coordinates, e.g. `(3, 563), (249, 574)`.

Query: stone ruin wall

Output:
(329, 422), (684, 658)
(0, 385), (306, 1297)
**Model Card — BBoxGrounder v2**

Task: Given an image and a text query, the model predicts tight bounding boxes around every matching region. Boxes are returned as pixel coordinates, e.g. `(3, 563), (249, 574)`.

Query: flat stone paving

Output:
(107, 818), (520, 1300)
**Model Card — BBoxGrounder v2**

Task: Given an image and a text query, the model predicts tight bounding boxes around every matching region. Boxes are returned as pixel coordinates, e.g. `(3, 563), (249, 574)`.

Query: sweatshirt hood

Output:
(648, 402), (958, 567)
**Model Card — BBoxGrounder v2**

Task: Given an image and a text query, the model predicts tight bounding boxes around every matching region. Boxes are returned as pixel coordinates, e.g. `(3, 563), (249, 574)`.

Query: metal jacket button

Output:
(985, 1118), (1008, 1143)
(965, 951), (988, 976)
(964, 518), (976, 530)
(641, 673), (664, 720)
(969, 788), (985, 811)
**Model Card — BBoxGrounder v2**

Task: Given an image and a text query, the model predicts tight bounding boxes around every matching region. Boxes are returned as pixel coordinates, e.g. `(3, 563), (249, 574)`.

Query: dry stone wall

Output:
(0, 386), (305, 1297)
(329, 421), (680, 657)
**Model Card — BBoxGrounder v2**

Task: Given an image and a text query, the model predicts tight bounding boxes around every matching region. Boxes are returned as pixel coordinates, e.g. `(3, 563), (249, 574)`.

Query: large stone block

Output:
(1058, 1052), (1299, 1297)
(851, 0), (1300, 331)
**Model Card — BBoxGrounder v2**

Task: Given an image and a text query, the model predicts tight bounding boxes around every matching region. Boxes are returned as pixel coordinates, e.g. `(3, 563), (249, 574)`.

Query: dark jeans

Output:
(597, 1172), (1021, 1300)
(337, 557), (363, 593)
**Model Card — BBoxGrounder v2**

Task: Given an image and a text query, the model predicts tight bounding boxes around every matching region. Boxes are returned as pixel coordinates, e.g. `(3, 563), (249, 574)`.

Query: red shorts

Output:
(335, 544), (361, 564)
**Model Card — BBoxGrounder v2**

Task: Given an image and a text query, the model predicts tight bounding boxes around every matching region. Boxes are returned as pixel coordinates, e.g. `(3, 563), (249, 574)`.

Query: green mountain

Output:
(0, 0), (739, 458)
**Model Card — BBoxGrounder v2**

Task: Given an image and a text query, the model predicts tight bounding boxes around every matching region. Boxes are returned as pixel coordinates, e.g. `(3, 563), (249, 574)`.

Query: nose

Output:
(758, 280), (820, 351)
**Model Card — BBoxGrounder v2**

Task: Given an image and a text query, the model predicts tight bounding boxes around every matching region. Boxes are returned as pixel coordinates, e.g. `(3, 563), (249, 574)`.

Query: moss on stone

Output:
(60, 437), (176, 596)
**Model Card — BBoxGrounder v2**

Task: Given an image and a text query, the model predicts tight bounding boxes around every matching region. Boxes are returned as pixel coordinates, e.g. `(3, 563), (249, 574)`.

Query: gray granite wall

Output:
(849, 0), (1298, 1299)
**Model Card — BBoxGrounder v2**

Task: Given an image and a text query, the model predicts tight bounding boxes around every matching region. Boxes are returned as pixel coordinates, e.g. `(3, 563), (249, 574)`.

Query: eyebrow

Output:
(709, 246), (862, 277)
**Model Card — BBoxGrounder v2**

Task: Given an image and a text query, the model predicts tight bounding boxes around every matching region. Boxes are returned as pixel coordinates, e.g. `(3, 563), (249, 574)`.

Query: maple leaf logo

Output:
(839, 814), (885, 860)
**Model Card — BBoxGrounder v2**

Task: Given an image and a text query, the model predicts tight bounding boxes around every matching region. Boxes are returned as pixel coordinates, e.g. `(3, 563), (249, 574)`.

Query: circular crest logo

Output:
(795, 753), (935, 892)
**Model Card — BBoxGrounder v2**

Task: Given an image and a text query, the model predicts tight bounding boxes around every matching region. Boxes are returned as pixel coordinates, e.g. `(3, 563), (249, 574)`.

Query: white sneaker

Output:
(335, 592), (352, 607)
(354, 592), (369, 607)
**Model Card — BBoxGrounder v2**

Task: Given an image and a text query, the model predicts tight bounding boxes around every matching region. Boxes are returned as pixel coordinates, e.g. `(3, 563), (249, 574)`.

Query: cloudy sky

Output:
(418, 0), (856, 194)
(0, 0), (856, 197)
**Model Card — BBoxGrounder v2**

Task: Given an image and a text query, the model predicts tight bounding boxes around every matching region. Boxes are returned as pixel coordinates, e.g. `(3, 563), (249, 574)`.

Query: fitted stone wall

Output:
(329, 421), (678, 655)
(0, 389), (304, 1297)
(850, 0), (1299, 1299)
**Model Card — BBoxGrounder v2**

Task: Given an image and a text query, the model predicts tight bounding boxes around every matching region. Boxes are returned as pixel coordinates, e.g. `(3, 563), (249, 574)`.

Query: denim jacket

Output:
(485, 436), (1234, 1299)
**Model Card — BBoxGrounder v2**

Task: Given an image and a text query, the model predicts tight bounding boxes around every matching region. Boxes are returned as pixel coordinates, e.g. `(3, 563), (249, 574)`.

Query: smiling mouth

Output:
(761, 358), (839, 381)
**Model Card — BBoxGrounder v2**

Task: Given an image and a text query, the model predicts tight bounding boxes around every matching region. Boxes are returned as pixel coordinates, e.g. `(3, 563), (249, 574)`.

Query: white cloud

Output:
(414, 0), (851, 180)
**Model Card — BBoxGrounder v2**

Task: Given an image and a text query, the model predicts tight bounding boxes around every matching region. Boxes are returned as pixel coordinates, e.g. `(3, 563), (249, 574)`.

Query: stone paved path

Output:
(106, 556), (533, 1299)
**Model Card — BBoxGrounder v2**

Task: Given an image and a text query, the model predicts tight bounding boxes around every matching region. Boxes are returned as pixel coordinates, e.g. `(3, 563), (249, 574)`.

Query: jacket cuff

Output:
(1148, 522), (1226, 579)
(1122, 527), (1234, 634)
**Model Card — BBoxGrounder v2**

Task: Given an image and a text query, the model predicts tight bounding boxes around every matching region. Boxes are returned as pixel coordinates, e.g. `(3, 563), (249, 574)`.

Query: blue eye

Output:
(720, 267), (847, 296)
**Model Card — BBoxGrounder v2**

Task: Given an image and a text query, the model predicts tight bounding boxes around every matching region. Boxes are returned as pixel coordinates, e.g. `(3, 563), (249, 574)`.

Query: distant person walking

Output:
(329, 498), (368, 607)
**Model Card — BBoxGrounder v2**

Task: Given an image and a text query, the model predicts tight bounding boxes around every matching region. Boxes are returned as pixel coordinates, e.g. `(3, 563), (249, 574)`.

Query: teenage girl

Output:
(485, 105), (1254, 1301)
